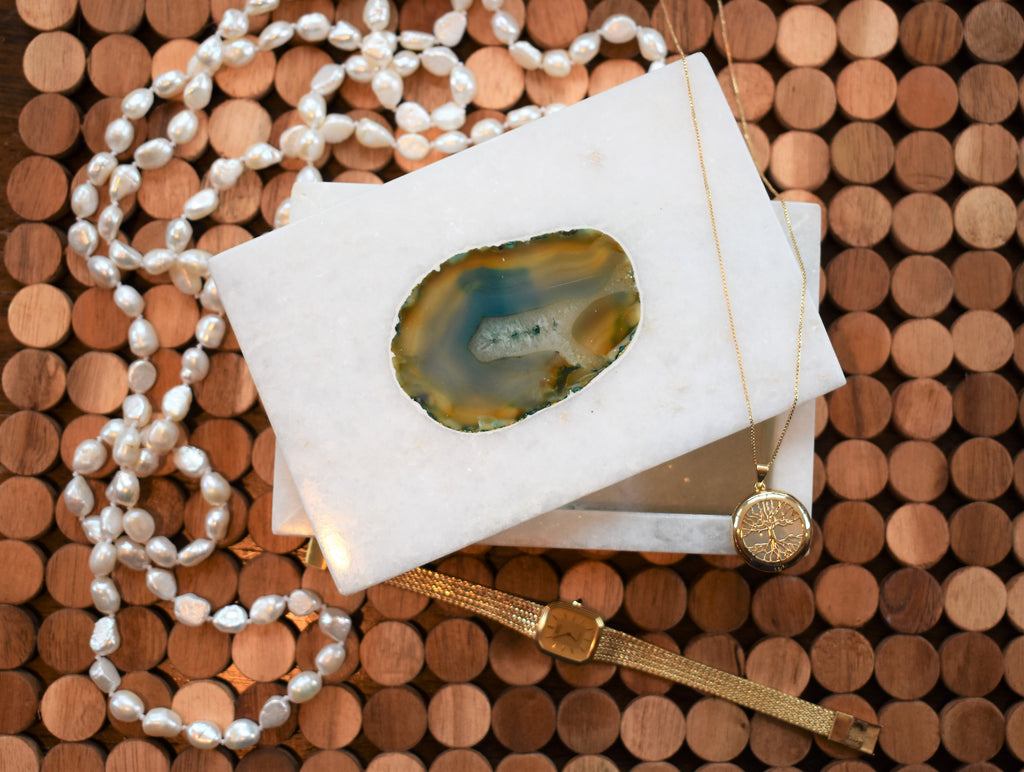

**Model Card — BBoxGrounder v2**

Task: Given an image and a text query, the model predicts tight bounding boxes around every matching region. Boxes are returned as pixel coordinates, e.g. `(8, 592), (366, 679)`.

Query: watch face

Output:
(536, 601), (603, 663)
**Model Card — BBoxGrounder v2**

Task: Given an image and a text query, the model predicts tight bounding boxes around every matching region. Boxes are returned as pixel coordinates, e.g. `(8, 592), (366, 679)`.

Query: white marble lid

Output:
(211, 55), (844, 593)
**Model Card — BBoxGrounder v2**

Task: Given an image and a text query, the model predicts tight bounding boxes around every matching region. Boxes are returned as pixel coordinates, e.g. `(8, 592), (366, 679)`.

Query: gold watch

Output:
(383, 565), (880, 754)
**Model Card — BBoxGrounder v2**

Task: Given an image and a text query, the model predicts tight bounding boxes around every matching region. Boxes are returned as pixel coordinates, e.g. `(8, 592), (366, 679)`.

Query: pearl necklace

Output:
(61, 0), (668, 752)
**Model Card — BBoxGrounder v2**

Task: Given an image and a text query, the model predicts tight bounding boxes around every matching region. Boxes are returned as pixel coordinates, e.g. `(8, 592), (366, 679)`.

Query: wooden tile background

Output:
(2, 0), (1024, 769)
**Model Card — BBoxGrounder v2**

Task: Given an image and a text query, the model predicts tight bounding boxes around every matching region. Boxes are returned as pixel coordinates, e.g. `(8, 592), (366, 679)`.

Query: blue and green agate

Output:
(391, 229), (641, 432)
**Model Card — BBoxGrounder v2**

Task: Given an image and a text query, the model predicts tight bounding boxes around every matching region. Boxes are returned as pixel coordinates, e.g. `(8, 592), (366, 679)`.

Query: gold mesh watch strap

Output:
(386, 567), (879, 754)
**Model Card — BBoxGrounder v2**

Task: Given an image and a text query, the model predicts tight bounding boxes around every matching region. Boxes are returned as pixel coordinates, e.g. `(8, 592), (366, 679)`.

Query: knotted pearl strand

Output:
(62, 0), (666, 750)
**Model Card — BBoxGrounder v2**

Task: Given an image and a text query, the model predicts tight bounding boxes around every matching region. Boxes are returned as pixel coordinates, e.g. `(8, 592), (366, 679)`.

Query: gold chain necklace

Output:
(667, 11), (812, 572)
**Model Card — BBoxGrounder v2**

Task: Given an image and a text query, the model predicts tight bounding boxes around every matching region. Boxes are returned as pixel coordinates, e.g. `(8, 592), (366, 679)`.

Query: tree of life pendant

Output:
(731, 487), (812, 572)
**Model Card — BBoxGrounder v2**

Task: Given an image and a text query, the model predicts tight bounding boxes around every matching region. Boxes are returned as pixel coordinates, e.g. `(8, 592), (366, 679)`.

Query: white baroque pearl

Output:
(201, 471), (232, 505)
(434, 130), (470, 154)
(311, 63), (345, 96)
(288, 588), (323, 616)
(112, 425), (142, 466)
(123, 394), (152, 426)
(399, 30), (435, 51)
(396, 133), (430, 161)
(73, 439), (107, 475)
(145, 536), (178, 568)
(90, 536), (117, 573)
(320, 114), (356, 144)
(196, 35), (223, 69)
(69, 221), (99, 257)
(244, 142), (283, 169)
(165, 217), (193, 252)
(91, 577), (120, 614)
(212, 604), (248, 633)
(281, 125), (305, 157)
(431, 102), (465, 130)
(287, 671), (322, 703)
(508, 105), (543, 128)
(600, 13), (637, 43)
(421, 46), (458, 76)
(396, 102), (431, 133)
(90, 656), (121, 693)
(143, 707), (184, 738)
(145, 418), (179, 454)
(181, 347), (210, 382)
(328, 20), (362, 51)
(100, 419), (125, 446)
(509, 41), (542, 70)
(363, 0), (390, 30)
(218, 8), (249, 38)
(142, 248), (175, 274)
(174, 593), (211, 626)
(113, 284), (144, 317)
(434, 10), (467, 47)
(224, 719), (261, 750)
(177, 247), (209, 276)
(178, 539), (214, 567)
(205, 505), (230, 541)
(542, 49), (572, 77)
(135, 449), (160, 477)
(99, 506), (123, 539)
(247, 0), (279, 12)
(105, 118), (134, 154)
(82, 516), (102, 544)
(491, 10), (520, 44)
(153, 70), (186, 98)
(115, 536), (147, 569)
(259, 20), (294, 50)
(297, 12), (331, 42)
(87, 152), (118, 185)
(127, 359), (157, 394)
(162, 385), (193, 422)
(109, 689), (146, 722)
(86, 257), (119, 289)
(174, 445), (209, 478)
(64, 476), (95, 516)
(569, 32), (601, 64)
(344, 54), (373, 82)
(90, 615), (120, 655)
(449, 65), (476, 107)
(199, 278), (224, 314)
(223, 39), (256, 67)
(470, 118), (504, 143)
(393, 50), (419, 77)
(109, 240), (142, 270)
(295, 128), (326, 162)
(146, 567), (177, 601)
(71, 183), (99, 217)
(637, 27), (668, 62)
(123, 507), (155, 542)
(372, 69), (403, 109)
(315, 642), (347, 675)
(296, 165), (322, 185)
(134, 137), (174, 168)
(108, 471), (141, 507)
(97, 204), (123, 242)
(169, 263), (203, 296)
(259, 695), (291, 728)
(168, 109), (200, 144)
(249, 594), (286, 624)
(355, 118), (394, 148)
(184, 188), (219, 220)
(318, 607), (353, 641)
(186, 720), (222, 750)
(298, 92), (327, 128)
(128, 318), (159, 357)
(209, 158), (245, 190)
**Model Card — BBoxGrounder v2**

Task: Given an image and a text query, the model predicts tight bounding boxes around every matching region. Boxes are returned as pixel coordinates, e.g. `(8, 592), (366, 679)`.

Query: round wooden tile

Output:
(944, 566), (1007, 632)
(940, 698), (1004, 763)
(363, 686), (428, 752)
(875, 634), (940, 699)
(23, 31), (87, 94)
(941, 631), (1004, 697)
(879, 566), (943, 633)
(40, 675), (107, 742)
(750, 575), (814, 637)
(491, 686), (556, 753)
(428, 683), (491, 748)
(894, 130), (954, 192)
(557, 688), (620, 755)
(877, 700), (941, 765)
(685, 698), (749, 762)
(620, 695), (685, 762)
(299, 685), (362, 750)
(825, 248), (889, 312)
(963, 1), (1024, 63)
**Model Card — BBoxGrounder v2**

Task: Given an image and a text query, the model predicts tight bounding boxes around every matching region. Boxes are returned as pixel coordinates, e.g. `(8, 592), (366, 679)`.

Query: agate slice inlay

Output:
(391, 229), (640, 432)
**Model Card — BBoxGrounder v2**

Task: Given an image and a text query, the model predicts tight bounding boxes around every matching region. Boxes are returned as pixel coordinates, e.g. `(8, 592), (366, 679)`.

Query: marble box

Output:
(211, 55), (845, 593)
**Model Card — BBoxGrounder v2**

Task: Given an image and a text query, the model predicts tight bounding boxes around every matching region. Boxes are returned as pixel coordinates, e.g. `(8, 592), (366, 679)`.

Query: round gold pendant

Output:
(731, 488), (812, 572)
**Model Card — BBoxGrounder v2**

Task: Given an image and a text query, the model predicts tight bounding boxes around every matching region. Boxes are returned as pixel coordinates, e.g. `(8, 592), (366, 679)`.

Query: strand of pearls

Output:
(61, 0), (666, 751)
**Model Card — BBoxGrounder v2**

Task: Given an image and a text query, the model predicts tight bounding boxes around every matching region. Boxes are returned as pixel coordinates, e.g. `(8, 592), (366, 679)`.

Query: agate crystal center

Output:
(391, 229), (640, 432)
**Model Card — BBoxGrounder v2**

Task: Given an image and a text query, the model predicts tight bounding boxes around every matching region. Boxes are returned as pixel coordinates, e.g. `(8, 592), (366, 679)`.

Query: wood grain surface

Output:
(2, 0), (1024, 769)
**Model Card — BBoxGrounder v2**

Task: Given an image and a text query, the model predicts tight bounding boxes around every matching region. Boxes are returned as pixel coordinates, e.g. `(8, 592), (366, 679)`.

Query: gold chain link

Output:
(665, 10), (808, 484)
